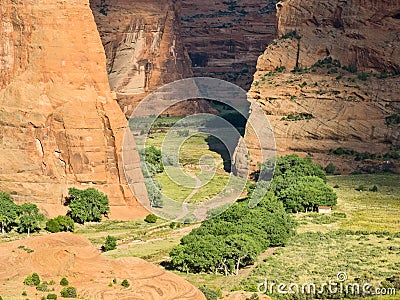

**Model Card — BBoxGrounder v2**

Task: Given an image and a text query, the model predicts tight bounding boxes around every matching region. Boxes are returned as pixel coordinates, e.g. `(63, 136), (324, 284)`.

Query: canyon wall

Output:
(91, 0), (280, 116)
(179, 0), (280, 89)
(0, 0), (148, 219)
(90, 0), (198, 116)
(245, 0), (400, 173)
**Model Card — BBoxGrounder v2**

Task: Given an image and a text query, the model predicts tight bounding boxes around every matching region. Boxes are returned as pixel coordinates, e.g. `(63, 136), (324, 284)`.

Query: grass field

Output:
(239, 231), (400, 290)
(2, 173), (393, 299)
(145, 132), (226, 169)
(168, 174), (400, 299)
(77, 174), (399, 300)
(156, 167), (231, 203)
(327, 174), (400, 232)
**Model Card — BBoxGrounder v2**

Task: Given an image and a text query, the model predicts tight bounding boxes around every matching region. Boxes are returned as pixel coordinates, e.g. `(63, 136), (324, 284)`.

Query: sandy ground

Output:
(0, 232), (205, 300)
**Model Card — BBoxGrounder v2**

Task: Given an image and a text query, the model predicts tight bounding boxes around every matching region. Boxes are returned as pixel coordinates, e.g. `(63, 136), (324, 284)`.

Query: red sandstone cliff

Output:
(90, 0), (199, 116)
(245, 0), (400, 173)
(0, 0), (148, 219)
(90, 0), (280, 116)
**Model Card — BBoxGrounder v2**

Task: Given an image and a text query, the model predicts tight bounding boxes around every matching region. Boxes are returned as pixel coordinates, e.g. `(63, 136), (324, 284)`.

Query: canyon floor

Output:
(0, 172), (398, 299)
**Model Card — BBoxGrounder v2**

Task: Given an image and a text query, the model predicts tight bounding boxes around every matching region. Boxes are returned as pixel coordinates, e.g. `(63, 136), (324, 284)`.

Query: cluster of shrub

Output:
(170, 155), (337, 275)
(386, 114), (400, 126)
(22, 273), (76, 299)
(107, 277), (130, 288)
(330, 147), (400, 161)
(0, 187), (111, 237)
(281, 113), (313, 122)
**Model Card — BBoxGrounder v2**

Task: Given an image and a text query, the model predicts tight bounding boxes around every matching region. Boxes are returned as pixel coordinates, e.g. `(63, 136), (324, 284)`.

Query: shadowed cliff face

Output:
(90, 0), (280, 115)
(244, 0), (400, 174)
(179, 0), (280, 89)
(0, 0), (148, 219)
(90, 0), (196, 116)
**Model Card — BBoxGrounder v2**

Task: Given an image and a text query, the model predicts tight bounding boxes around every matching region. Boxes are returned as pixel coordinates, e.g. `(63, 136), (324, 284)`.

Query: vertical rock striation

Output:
(0, 0), (148, 218)
(90, 0), (196, 116)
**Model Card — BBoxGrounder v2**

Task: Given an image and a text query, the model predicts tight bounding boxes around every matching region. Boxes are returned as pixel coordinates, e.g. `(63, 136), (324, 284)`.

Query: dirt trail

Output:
(174, 170), (203, 221)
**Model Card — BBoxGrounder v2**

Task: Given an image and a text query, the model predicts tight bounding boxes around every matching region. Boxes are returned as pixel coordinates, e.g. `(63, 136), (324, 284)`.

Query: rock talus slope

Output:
(0, 233), (206, 300)
(0, 0), (148, 218)
(245, 0), (400, 173)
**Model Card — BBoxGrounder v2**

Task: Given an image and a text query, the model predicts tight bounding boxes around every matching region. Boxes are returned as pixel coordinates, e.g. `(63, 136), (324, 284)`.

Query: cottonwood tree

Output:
(67, 188), (109, 223)
(18, 203), (44, 237)
(275, 176), (337, 212)
(0, 192), (19, 234)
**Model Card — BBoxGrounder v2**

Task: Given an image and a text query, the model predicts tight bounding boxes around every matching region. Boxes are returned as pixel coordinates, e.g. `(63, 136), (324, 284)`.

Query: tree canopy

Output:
(170, 194), (296, 275)
(17, 203), (44, 236)
(266, 155), (336, 212)
(170, 155), (338, 275)
(0, 192), (19, 234)
(46, 215), (74, 233)
(67, 188), (110, 223)
(274, 176), (337, 213)
(258, 154), (327, 182)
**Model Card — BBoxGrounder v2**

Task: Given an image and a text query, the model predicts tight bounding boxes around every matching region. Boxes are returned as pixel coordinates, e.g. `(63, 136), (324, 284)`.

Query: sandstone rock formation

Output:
(245, 0), (400, 173)
(90, 0), (202, 116)
(90, 0), (280, 116)
(0, 233), (205, 299)
(179, 0), (279, 89)
(0, 0), (148, 219)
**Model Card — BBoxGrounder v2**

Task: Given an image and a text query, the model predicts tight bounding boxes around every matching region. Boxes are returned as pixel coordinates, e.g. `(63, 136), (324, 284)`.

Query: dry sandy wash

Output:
(0, 233), (205, 300)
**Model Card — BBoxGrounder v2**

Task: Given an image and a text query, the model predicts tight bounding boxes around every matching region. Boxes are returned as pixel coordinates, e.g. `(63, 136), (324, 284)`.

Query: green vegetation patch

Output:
(240, 231), (400, 294)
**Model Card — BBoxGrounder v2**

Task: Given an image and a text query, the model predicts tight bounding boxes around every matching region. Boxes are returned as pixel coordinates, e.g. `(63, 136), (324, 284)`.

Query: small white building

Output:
(318, 206), (332, 214)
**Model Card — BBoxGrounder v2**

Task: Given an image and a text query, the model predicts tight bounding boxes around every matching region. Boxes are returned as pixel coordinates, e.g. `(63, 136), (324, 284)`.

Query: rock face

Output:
(271, 0), (400, 73)
(0, 0), (148, 219)
(90, 0), (196, 116)
(0, 233), (206, 299)
(245, 0), (400, 173)
(179, 0), (280, 89)
(90, 0), (280, 116)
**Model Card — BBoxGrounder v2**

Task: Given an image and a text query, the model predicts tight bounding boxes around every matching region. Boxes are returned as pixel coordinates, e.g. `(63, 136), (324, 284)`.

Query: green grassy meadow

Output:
(71, 173), (399, 300)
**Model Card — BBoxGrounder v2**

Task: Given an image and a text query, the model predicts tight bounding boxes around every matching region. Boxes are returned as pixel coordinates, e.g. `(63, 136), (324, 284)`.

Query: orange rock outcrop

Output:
(245, 0), (400, 173)
(0, 0), (148, 218)
(0, 233), (206, 299)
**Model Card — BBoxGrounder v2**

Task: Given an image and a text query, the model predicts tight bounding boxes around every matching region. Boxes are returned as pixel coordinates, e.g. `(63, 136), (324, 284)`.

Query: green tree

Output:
(102, 235), (117, 252)
(170, 194), (295, 275)
(0, 192), (19, 234)
(275, 176), (337, 212)
(56, 215), (74, 231)
(24, 273), (41, 286)
(45, 219), (60, 233)
(67, 188), (109, 224)
(18, 203), (44, 236)
(325, 163), (336, 174)
(46, 216), (74, 233)
(144, 214), (157, 223)
(260, 154), (327, 181)
(121, 279), (130, 288)
(144, 179), (163, 208)
(140, 146), (164, 177)
(224, 234), (262, 275)
(60, 277), (69, 286)
(60, 286), (77, 298)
